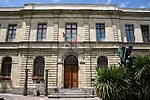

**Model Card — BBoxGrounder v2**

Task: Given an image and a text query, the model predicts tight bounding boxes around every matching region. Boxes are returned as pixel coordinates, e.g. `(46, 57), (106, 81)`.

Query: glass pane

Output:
(8, 35), (11, 39)
(42, 38), (46, 41)
(9, 26), (13, 29)
(13, 30), (16, 34)
(43, 33), (46, 38)
(129, 26), (133, 30)
(97, 35), (100, 42)
(43, 29), (46, 34)
(72, 29), (77, 34)
(12, 34), (15, 39)
(38, 33), (42, 38)
(96, 29), (100, 34)
(7, 39), (11, 42)
(38, 29), (42, 34)
(66, 33), (71, 42)
(43, 24), (47, 28)
(66, 24), (71, 28)
(145, 31), (149, 37)
(101, 38), (105, 42)
(72, 24), (77, 28)
(38, 25), (43, 28)
(130, 31), (134, 42)
(72, 33), (76, 38)
(66, 29), (71, 34)
(101, 30), (105, 37)
(101, 32), (105, 38)
(38, 38), (42, 41)
(8, 31), (12, 35)
(100, 24), (105, 28)
(127, 36), (130, 42)
(13, 26), (17, 29)
(126, 26), (129, 30)
(96, 24), (100, 29)
(126, 31), (129, 41)
(66, 33), (71, 37)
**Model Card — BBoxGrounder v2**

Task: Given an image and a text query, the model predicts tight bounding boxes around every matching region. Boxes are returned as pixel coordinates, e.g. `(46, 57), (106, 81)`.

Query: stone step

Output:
(48, 89), (94, 98)
(48, 95), (94, 98)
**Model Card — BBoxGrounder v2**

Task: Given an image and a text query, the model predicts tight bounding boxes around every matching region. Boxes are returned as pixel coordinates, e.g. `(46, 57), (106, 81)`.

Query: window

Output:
(97, 56), (108, 67)
(125, 25), (135, 42)
(7, 25), (17, 42)
(37, 24), (47, 41)
(66, 23), (77, 42)
(1, 57), (12, 76)
(141, 25), (149, 43)
(33, 56), (44, 79)
(96, 24), (105, 42)
(64, 55), (78, 65)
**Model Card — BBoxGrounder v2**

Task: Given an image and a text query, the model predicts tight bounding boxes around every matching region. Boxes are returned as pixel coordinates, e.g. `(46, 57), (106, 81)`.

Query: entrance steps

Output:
(48, 88), (95, 98)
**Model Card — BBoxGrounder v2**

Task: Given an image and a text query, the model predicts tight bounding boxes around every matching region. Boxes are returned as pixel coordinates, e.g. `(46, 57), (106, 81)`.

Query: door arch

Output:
(64, 55), (78, 88)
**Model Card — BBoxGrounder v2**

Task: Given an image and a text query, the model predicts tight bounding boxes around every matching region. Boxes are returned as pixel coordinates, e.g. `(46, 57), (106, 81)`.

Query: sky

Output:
(0, 0), (149, 8)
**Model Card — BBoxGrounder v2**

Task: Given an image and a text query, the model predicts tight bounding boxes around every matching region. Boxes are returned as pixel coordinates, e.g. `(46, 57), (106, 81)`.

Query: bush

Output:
(133, 55), (150, 100)
(94, 66), (130, 100)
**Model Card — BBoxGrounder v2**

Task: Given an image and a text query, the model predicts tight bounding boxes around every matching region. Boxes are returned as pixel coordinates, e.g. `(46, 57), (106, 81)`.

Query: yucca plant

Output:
(133, 55), (150, 100)
(94, 66), (130, 100)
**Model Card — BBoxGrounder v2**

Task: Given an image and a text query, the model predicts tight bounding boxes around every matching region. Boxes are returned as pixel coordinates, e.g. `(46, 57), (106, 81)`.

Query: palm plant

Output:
(133, 55), (150, 100)
(94, 66), (130, 100)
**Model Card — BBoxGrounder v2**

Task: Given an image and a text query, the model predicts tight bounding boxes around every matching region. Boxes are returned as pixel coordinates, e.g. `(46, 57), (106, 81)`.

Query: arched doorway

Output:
(64, 55), (78, 88)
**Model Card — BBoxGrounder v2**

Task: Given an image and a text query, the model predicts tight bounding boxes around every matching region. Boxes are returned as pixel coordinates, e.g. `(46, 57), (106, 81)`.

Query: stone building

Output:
(0, 4), (149, 95)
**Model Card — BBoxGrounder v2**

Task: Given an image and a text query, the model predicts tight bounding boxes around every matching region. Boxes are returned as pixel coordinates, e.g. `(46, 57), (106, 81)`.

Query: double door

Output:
(64, 65), (78, 88)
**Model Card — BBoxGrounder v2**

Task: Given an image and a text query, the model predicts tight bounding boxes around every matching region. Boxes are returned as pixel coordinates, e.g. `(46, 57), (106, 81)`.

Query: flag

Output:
(72, 33), (81, 44)
(62, 32), (65, 38)
(73, 37), (77, 43)
(62, 32), (67, 41)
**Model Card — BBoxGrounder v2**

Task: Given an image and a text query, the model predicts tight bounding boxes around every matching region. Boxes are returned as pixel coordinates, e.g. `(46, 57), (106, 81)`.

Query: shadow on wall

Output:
(0, 80), (13, 93)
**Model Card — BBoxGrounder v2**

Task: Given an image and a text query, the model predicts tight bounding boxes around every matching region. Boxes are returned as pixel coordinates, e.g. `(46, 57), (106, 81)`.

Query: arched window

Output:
(1, 57), (12, 76)
(65, 55), (78, 65)
(33, 56), (44, 78)
(97, 56), (108, 67)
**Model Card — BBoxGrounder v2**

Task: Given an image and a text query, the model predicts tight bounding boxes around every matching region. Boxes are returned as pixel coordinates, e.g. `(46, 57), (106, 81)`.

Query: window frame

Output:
(125, 25), (135, 42)
(1, 57), (12, 77)
(97, 56), (108, 67)
(141, 25), (149, 43)
(37, 23), (47, 42)
(96, 23), (105, 42)
(6, 24), (17, 42)
(65, 23), (77, 42)
(33, 56), (45, 78)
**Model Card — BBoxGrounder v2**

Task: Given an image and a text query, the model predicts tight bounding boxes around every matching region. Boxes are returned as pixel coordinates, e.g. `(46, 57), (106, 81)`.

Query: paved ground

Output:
(0, 93), (101, 100)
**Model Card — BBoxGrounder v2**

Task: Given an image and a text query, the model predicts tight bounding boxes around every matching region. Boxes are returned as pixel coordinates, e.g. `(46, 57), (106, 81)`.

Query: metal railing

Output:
(54, 81), (64, 97)
(79, 81), (89, 97)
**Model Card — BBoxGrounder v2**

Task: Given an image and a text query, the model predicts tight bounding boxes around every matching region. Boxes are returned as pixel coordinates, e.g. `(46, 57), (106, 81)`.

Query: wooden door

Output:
(64, 65), (78, 88)
(64, 66), (71, 88)
(71, 65), (78, 88)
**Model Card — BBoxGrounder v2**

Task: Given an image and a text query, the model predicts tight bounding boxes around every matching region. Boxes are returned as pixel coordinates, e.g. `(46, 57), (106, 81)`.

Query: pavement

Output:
(0, 93), (101, 100)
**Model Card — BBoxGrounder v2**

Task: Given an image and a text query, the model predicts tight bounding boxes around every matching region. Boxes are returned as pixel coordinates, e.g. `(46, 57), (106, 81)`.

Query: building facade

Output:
(0, 4), (150, 95)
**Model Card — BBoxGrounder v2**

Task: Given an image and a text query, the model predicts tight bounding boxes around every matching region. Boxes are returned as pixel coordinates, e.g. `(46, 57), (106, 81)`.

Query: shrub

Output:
(94, 66), (130, 100)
